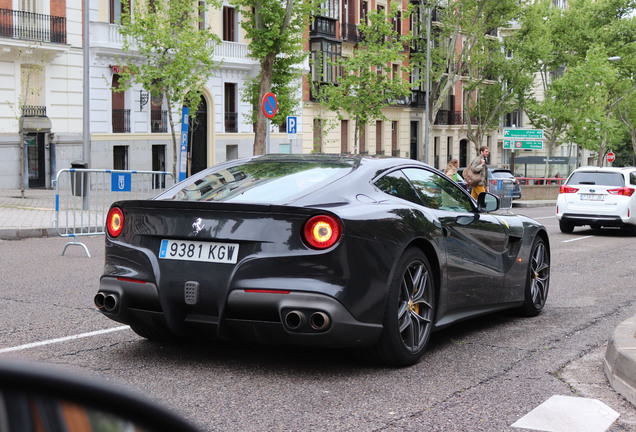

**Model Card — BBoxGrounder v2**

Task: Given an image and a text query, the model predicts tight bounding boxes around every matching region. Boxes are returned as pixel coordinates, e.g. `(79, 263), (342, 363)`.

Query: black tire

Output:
(559, 219), (574, 234)
(518, 237), (550, 317)
(372, 248), (435, 367)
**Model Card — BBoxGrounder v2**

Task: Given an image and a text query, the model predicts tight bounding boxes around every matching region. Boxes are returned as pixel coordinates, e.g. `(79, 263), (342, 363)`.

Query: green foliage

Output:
(236, 0), (314, 153)
(313, 3), (412, 152)
(115, 0), (221, 175)
(514, 0), (636, 167)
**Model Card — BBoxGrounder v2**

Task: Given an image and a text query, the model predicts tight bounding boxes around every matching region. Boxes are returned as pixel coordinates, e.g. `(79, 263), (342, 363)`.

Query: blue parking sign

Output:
(287, 116), (297, 134)
(112, 173), (131, 192)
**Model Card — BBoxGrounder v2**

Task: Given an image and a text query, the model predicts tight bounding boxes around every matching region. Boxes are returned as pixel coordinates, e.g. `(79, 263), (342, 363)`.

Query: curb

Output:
(0, 227), (59, 241)
(604, 316), (636, 406)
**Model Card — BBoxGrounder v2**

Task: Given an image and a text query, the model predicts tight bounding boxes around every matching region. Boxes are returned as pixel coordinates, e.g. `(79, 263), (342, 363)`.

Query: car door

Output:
(400, 168), (509, 312)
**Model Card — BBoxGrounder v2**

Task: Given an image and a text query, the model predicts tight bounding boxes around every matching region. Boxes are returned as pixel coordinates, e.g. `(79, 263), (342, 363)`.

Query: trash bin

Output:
(70, 160), (88, 196)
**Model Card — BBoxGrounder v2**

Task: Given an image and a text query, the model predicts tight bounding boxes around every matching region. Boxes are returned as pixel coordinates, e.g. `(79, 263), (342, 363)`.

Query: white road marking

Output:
(563, 235), (594, 243)
(512, 395), (619, 432)
(0, 326), (130, 354)
(533, 216), (556, 220)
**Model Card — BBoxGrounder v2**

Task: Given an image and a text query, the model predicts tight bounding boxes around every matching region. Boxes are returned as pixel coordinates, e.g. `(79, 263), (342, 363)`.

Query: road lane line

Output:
(0, 326), (130, 354)
(563, 235), (594, 243)
(533, 216), (556, 220)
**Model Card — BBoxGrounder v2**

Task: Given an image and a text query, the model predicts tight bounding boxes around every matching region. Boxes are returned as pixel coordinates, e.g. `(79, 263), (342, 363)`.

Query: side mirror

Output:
(477, 192), (499, 212)
(0, 359), (200, 432)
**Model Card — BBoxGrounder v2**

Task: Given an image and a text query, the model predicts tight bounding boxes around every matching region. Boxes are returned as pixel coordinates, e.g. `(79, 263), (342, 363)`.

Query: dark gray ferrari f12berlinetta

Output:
(96, 154), (550, 366)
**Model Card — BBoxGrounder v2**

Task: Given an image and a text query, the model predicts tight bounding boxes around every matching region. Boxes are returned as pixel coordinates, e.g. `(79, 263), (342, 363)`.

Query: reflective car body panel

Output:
(97, 154), (549, 350)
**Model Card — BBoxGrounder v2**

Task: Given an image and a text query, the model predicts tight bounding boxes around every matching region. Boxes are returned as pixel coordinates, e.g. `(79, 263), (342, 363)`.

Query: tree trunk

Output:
(253, 53), (277, 155)
(165, 95), (180, 179)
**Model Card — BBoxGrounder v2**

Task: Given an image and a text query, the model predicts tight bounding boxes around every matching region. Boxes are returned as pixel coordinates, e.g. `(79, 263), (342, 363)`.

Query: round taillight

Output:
(107, 207), (124, 237)
(303, 215), (341, 249)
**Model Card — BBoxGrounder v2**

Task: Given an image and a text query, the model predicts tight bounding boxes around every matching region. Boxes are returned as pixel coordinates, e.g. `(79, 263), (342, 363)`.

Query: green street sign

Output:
(503, 128), (544, 139)
(503, 139), (544, 150)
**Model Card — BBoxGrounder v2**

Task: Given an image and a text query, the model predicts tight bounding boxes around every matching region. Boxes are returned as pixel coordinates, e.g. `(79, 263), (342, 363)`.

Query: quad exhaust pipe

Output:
(283, 310), (331, 332)
(310, 311), (330, 331)
(94, 292), (119, 312)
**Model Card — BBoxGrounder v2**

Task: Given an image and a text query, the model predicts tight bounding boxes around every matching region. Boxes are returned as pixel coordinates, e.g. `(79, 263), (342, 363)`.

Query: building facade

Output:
(0, 0), (84, 189)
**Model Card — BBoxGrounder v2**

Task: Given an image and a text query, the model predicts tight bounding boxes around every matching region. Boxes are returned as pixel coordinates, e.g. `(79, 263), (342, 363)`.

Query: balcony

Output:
(112, 109), (131, 133)
(0, 8), (66, 44)
(225, 112), (238, 133)
(151, 110), (167, 133)
(311, 17), (337, 38)
(21, 105), (46, 117)
(434, 109), (463, 125)
(341, 23), (362, 43)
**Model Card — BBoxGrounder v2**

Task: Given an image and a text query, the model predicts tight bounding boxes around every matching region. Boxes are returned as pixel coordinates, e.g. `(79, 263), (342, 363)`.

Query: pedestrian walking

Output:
(444, 159), (459, 182)
(468, 146), (489, 200)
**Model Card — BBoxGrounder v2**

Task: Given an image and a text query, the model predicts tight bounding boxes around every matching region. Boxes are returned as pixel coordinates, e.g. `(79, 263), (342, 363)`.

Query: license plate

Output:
(159, 239), (239, 264)
(580, 194), (605, 201)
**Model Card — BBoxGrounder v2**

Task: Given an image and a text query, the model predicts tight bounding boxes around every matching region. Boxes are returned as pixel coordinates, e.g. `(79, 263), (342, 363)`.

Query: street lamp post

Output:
(424, 0), (442, 165)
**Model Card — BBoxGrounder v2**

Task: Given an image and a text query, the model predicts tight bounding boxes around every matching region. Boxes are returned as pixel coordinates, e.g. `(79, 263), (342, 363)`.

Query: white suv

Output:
(556, 167), (636, 233)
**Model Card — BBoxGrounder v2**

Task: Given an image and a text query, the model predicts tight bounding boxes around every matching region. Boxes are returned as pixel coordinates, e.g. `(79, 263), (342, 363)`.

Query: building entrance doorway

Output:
(26, 133), (45, 188)
(189, 96), (208, 176)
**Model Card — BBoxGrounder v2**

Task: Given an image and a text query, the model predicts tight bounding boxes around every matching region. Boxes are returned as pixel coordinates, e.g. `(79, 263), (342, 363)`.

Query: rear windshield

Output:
(567, 171), (624, 187)
(491, 171), (513, 178)
(159, 160), (353, 203)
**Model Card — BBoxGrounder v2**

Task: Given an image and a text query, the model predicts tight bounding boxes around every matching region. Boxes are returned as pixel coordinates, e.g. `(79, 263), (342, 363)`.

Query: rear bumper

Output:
(560, 213), (625, 227)
(96, 277), (382, 347)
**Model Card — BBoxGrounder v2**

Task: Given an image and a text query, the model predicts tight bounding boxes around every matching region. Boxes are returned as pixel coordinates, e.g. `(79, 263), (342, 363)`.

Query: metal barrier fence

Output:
(54, 169), (174, 257)
(491, 178), (515, 210)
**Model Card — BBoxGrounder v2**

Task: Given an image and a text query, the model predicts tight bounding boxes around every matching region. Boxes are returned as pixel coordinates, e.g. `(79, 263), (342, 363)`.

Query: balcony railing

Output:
(341, 23), (362, 43)
(225, 112), (238, 133)
(112, 109), (131, 133)
(21, 105), (46, 117)
(151, 110), (167, 133)
(0, 8), (66, 44)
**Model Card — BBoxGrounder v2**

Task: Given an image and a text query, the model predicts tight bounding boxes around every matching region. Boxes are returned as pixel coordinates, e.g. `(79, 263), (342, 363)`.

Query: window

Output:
(311, 41), (342, 84)
(341, 120), (349, 154)
(198, 1), (207, 30)
(223, 6), (236, 41)
(402, 168), (472, 211)
(21, 64), (44, 108)
(112, 75), (130, 133)
(376, 121), (383, 154)
(110, 0), (130, 24)
(375, 170), (421, 205)
(361, 1), (368, 24)
(313, 118), (323, 152)
(391, 121), (398, 156)
(224, 83), (237, 133)
(152, 145), (166, 188)
(114, 146), (128, 170)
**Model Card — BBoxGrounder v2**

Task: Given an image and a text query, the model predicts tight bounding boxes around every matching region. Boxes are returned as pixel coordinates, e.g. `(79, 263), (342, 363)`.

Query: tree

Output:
(514, 0), (636, 171)
(313, 3), (412, 153)
(116, 0), (221, 177)
(235, 0), (315, 155)
(462, 29), (534, 150)
(411, 0), (520, 157)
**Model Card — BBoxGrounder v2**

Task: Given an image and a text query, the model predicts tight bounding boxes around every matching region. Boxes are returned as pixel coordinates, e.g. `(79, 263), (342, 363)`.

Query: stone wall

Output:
(520, 185), (560, 200)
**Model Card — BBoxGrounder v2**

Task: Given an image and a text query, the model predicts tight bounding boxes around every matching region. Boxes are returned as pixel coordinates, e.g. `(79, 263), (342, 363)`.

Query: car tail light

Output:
(607, 187), (635, 197)
(303, 215), (341, 249)
(107, 207), (124, 237)
(490, 179), (497, 185)
(559, 185), (579, 194)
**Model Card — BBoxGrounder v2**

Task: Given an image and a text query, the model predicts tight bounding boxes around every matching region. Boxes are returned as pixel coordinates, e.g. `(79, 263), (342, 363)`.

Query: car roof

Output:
(572, 166), (635, 173)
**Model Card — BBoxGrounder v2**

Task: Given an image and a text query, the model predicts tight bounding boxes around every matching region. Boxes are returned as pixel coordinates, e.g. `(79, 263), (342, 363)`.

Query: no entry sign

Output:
(607, 152), (616, 163)
(262, 92), (278, 119)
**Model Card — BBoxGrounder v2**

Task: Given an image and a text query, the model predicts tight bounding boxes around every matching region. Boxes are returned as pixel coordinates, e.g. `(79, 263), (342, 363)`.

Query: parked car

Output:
(489, 168), (522, 200)
(556, 166), (636, 233)
(96, 154), (550, 367)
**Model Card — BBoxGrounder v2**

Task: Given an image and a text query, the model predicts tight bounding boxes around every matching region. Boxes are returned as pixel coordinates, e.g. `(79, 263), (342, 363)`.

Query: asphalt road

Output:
(1, 206), (636, 431)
